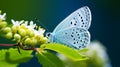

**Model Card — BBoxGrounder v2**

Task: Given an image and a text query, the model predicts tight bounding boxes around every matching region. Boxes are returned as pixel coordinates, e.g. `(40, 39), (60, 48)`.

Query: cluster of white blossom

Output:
(57, 41), (112, 67)
(0, 11), (48, 46)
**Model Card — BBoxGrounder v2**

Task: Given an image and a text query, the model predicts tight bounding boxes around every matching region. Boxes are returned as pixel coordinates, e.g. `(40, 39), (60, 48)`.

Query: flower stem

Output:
(0, 43), (38, 52)
(0, 44), (15, 47)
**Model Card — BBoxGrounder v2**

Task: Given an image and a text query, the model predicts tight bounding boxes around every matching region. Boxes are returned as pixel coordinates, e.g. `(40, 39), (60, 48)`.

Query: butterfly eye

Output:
(46, 33), (51, 37)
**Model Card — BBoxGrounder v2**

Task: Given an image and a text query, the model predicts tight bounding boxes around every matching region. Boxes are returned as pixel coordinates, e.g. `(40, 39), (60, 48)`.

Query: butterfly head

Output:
(46, 32), (54, 42)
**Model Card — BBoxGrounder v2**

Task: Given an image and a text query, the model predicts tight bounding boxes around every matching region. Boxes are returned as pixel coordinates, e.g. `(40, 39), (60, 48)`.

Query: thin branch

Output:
(18, 43), (38, 51)
(0, 43), (39, 52)
(0, 44), (15, 47)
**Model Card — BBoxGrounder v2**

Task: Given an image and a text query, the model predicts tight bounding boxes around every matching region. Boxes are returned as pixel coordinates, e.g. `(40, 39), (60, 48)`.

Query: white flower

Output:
(0, 13), (6, 20)
(34, 28), (45, 36)
(57, 41), (112, 67)
(88, 41), (107, 59)
(87, 41), (112, 67)
(11, 19), (45, 36)
(11, 19), (24, 27)
(24, 21), (28, 26)
(26, 21), (36, 30)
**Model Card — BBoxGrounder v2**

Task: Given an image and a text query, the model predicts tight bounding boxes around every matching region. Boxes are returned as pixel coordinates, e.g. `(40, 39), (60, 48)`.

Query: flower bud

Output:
(0, 10), (1, 14)
(39, 37), (48, 44)
(30, 37), (37, 46)
(24, 38), (31, 45)
(6, 32), (13, 39)
(11, 26), (18, 33)
(0, 21), (7, 28)
(20, 24), (27, 29)
(28, 30), (35, 37)
(1, 27), (11, 33)
(35, 35), (41, 40)
(18, 28), (26, 37)
(14, 34), (21, 41)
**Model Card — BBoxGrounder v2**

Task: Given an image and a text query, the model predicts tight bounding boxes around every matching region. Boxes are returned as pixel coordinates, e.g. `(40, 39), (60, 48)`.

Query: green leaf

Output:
(0, 48), (33, 67)
(0, 49), (18, 67)
(36, 50), (65, 67)
(41, 43), (88, 61)
(78, 48), (89, 52)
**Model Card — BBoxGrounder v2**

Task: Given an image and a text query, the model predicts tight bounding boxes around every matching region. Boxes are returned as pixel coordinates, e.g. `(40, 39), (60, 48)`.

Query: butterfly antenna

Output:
(35, 18), (49, 32)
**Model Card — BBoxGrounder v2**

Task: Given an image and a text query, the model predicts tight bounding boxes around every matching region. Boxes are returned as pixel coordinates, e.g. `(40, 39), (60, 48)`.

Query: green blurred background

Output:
(0, 0), (120, 67)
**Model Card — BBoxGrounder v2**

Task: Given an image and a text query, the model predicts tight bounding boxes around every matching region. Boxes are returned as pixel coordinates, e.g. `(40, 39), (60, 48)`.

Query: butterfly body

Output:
(47, 6), (92, 49)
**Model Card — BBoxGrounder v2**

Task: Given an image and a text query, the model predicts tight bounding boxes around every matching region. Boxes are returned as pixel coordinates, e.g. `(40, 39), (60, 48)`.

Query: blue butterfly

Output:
(47, 6), (91, 49)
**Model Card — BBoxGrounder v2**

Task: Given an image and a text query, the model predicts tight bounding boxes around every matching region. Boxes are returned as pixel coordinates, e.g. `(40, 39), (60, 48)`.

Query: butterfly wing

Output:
(53, 6), (91, 34)
(53, 27), (90, 49)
